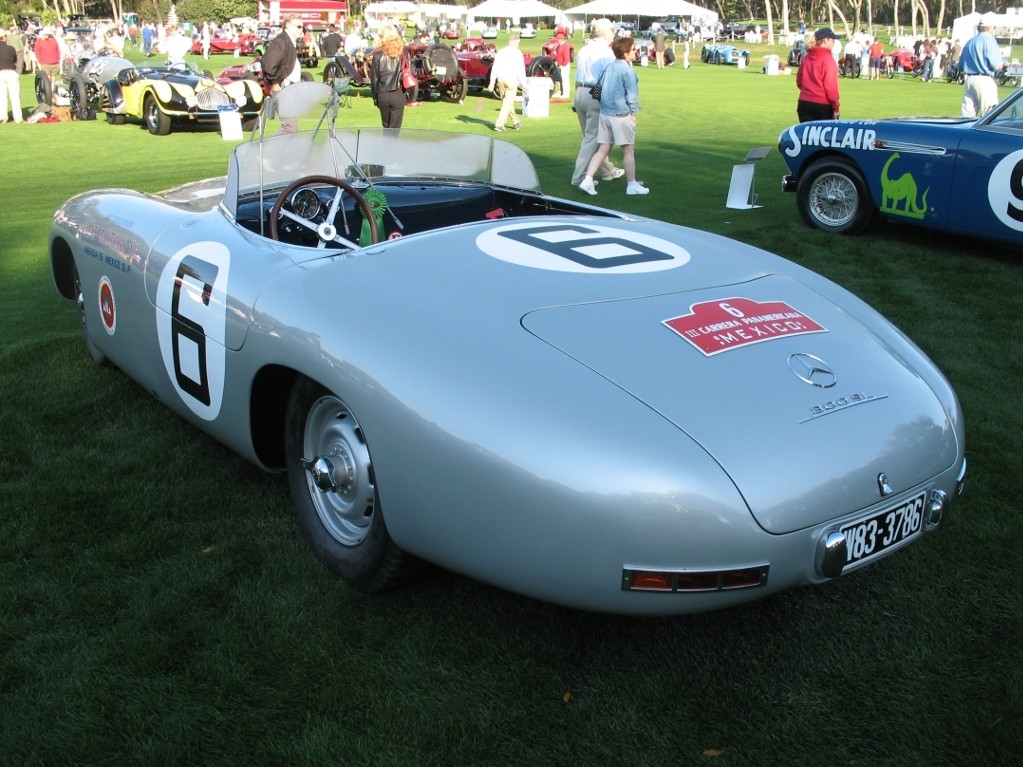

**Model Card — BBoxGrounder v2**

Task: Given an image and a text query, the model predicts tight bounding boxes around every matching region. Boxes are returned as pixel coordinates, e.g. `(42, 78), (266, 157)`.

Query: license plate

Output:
(840, 491), (927, 567)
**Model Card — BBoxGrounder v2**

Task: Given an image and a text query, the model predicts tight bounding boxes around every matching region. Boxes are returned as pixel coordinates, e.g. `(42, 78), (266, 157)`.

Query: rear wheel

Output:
(144, 93), (171, 135)
(285, 377), (411, 592)
(796, 159), (874, 235)
(73, 263), (110, 367)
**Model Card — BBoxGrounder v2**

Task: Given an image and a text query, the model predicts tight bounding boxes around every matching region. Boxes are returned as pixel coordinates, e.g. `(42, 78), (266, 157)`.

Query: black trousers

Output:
(376, 89), (406, 129)
(797, 99), (834, 123)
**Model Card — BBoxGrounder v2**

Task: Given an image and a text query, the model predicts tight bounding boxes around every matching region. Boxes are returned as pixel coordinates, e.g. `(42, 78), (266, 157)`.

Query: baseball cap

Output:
(814, 27), (840, 41)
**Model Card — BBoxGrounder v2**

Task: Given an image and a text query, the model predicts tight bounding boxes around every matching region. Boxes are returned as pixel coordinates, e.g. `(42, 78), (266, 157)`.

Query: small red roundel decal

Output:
(98, 276), (116, 335)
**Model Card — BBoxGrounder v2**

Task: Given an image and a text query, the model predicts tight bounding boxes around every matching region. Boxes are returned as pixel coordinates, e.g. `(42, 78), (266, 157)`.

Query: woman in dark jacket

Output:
(370, 25), (406, 128)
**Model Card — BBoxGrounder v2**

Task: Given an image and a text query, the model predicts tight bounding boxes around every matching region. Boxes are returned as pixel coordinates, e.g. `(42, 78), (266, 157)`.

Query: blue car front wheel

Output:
(796, 158), (874, 235)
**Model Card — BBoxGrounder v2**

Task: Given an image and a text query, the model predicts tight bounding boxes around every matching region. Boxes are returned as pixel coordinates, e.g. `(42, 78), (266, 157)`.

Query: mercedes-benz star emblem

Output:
(787, 353), (837, 388)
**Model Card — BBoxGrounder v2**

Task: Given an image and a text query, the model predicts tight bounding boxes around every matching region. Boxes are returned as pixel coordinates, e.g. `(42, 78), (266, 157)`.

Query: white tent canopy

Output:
(952, 11), (1023, 44)
(563, 0), (718, 26)
(468, 0), (566, 22)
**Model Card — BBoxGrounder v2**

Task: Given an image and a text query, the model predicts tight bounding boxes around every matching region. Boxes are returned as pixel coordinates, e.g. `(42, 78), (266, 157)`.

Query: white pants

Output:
(0, 69), (23, 122)
(962, 74), (999, 118)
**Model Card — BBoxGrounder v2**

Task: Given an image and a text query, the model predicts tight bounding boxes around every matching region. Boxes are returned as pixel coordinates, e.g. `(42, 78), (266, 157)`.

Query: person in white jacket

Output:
(488, 34), (526, 131)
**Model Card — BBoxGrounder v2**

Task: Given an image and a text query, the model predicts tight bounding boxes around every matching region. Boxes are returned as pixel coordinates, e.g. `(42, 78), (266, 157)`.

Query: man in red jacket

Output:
(33, 27), (61, 89)
(796, 28), (840, 122)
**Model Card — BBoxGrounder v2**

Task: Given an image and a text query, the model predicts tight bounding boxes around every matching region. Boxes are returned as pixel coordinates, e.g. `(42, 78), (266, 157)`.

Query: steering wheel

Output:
(268, 175), (380, 248)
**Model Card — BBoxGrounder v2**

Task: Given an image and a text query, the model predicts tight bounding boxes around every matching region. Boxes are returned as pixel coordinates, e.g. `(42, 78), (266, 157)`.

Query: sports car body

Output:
(192, 32), (257, 56)
(779, 85), (1023, 244)
(701, 43), (750, 65)
(51, 83), (966, 615)
(101, 63), (265, 135)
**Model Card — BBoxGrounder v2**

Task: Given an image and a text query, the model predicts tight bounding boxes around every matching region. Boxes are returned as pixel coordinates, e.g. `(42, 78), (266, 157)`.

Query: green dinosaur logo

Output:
(880, 153), (930, 219)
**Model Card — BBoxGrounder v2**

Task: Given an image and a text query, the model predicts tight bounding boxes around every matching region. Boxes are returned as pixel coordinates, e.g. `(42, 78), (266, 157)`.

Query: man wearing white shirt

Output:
(570, 18), (623, 186)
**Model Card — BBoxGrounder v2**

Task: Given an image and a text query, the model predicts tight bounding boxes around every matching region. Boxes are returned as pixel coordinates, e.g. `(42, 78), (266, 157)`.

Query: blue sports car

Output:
(779, 86), (1023, 244)
(700, 43), (750, 65)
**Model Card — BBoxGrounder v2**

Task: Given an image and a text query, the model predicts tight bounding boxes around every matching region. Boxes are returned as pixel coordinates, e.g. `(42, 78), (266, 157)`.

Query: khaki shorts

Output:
(596, 113), (636, 145)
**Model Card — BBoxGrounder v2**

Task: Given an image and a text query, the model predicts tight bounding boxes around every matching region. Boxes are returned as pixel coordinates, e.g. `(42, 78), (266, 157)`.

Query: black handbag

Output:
(589, 66), (608, 100)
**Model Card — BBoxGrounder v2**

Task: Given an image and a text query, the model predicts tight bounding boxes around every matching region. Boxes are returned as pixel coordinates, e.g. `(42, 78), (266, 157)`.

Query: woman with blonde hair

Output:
(370, 24), (407, 128)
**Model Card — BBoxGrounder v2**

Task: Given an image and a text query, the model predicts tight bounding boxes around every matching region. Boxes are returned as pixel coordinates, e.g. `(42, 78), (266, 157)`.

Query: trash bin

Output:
(764, 54), (779, 76)
(523, 76), (553, 118)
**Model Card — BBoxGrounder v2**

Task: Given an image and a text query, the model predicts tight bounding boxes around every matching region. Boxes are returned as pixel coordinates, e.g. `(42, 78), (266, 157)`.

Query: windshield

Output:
(222, 83), (540, 218)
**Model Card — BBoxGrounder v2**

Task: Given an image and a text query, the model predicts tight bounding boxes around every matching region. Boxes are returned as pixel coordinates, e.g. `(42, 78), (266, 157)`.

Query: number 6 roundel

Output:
(156, 242), (231, 421)
(477, 222), (690, 273)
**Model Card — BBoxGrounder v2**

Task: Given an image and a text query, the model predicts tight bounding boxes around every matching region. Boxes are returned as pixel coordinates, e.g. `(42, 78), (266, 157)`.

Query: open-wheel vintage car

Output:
(324, 42), (467, 104)
(100, 61), (264, 135)
(454, 37), (560, 95)
(404, 41), (467, 102)
(35, 50), (135, 119)
(50, 82), (966, 616)
(217, 58), (316, 98)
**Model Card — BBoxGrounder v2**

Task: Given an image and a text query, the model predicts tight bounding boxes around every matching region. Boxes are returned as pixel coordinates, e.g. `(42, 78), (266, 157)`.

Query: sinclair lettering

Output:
(663, 297), (827, 356)
(783, 124), (877, 157)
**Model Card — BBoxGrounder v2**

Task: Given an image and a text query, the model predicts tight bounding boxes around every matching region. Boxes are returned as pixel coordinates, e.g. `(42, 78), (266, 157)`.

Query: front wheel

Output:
(440, 77), (467, 103)
(144, 93), (171, 135)
(796, 159), (874, 235)
(35, 71), (52, 106)
(285, 377), (411, 592)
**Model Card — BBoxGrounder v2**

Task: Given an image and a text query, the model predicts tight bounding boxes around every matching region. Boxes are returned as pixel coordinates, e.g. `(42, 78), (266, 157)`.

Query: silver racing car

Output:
(49, 83), (966, 615)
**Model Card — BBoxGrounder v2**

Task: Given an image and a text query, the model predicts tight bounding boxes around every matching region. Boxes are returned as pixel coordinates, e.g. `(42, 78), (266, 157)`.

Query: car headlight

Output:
(185, 95), (198, 108)
(234, 95), (247, 108)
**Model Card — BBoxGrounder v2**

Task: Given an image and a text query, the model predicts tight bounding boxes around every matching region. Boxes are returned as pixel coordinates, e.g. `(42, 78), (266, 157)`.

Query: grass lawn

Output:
(1, 36), (1020, 766)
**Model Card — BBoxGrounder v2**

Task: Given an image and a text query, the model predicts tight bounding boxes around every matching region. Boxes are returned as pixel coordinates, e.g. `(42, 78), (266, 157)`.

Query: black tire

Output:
(299, 71), (314, 82)
(322, 61), (343, 87)
(106, 111), (126, 125)
(285, 377), (411, 592)
(796, 158), (874, 235)
(440, 76), (467, 103)
(35, 71), (52, 106)
(241, 115), (257, 132)
(73, 263), (110, 367)
(525, 54), (558, 81)
(68, 72), (89, 118)
(143, 93), (171, 135)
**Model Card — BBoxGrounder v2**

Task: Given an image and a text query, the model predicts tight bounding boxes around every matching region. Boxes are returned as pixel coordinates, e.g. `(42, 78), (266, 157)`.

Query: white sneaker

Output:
(626, 180), (650, 195)
(578, 177), (597, 196)
(601, 168), (625, 181)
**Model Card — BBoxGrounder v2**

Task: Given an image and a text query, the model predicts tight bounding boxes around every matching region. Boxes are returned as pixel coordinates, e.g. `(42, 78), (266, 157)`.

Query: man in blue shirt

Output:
(959, 21), (1004, 117)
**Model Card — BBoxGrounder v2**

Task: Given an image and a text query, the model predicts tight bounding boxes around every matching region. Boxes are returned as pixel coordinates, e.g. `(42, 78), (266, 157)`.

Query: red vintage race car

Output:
(217, 59), (314, 97)
(453, 37), (561, 96)
(322, 43), (466, 104)
(192, 33), (256, 56)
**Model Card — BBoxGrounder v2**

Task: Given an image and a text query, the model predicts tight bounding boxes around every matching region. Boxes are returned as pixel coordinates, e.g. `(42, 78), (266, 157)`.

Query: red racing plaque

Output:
(663, 297), (826, 356)
(99, 276), (116, 335)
